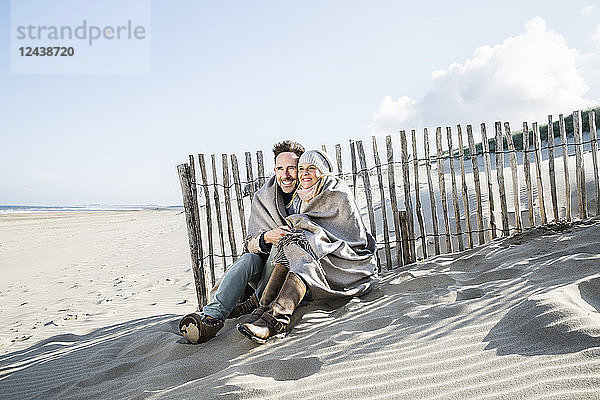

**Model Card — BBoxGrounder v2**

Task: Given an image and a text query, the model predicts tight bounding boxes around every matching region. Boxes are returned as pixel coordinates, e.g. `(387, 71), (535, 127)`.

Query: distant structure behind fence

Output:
(178, 110), (600, 308)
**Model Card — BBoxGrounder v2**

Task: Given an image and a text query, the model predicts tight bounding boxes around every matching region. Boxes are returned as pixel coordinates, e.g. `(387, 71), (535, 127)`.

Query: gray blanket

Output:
(276, 175), (377, 299)
(244, 175), (289, 253)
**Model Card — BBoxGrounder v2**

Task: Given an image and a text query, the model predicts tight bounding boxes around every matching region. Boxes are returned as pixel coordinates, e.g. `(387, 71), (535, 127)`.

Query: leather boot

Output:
(179, 313), (224, 344)
(228, 293), (259, 319)
(238, 271), (306, 344)
(236, 263), (288, 326)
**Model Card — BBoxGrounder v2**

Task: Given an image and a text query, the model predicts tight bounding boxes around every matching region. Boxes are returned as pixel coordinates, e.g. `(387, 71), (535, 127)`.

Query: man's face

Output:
(274, 151), (299, 193)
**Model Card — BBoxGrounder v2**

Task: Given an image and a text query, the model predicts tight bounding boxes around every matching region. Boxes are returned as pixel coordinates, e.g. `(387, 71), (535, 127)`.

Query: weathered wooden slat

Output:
(398, 210), (411, 266)
(494, 122), (509, 236)
(559, 114), (571, 221)
(446, 126), (465, 250)
(533, 122), (548, 225)
(245, 152), (256, 203)
(480, 123), (497, 239)
(572, 110), (587, 219)
(335, 143), (343, 179)
(466, 125), (485, 245)
(456, 125), (473, 248)
(177, 163), (207, 308)
(350, 140), (358, 198)
(436, 127), (453, 252)
(356, 140), (381, 271)
(211, 154), (227, 269)
(372, 136), (392, 269)
(222, 154), (238, 263)
(547, 115), (559, 222)
(589, 111), (600, 216)
(230, 154), (247, 238)
(522, 123), (534, 227)
(188, 155), (205, 267)
(386, 135), (404, 267)
(504, 123), (521, 232)
(256, 150), (266, 188)
(198, 154), (216, 286)
(399, 130), (416, 261)
(424, 128), (441, 254)
(411, 129), (427, 258)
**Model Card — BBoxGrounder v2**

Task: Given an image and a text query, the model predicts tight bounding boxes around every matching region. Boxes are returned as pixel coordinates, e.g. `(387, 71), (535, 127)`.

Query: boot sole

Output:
(236, 323), (267, 344)
(236, 323), (285, 344)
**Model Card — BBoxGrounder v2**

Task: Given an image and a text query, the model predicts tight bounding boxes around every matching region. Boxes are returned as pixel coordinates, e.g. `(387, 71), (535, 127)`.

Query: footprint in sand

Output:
(242, 356), (323, 381)
(456, 287), (485, 301)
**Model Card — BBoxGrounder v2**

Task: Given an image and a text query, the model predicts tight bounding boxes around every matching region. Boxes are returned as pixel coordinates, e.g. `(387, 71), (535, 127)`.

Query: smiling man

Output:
(179, 140), (304, 344)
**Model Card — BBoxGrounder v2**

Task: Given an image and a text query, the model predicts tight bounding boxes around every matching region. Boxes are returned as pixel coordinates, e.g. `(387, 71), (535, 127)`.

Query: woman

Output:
(237, 149), (377, 343)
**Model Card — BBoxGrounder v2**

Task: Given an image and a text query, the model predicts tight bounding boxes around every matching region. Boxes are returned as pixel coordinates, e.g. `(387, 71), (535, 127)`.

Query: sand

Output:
(1, 208), (600, 399)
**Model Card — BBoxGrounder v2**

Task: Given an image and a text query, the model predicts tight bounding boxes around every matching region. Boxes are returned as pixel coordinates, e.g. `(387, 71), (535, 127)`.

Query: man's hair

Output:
(273, 140), (305, 160)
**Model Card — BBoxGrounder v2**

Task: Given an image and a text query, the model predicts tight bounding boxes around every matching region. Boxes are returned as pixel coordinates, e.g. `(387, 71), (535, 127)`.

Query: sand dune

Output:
(1, 211), (599, 399)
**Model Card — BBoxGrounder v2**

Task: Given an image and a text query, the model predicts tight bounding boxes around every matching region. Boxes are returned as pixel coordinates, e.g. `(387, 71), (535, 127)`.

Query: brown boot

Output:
(238, 271), (306, 344)
(228, 293), (259, 319)
(179, 313), (224, 344)
(236, 263), (289, 326)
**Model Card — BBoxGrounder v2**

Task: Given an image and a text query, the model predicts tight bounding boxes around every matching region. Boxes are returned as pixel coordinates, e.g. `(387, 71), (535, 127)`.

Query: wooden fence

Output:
(178, 110), (600, 308)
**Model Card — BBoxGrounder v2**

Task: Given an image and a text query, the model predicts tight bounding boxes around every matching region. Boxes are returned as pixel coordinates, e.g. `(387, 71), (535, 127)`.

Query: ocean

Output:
(0, 205), (183, 214)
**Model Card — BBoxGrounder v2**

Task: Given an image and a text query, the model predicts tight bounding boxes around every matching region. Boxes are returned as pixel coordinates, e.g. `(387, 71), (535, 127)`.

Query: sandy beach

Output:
(0, 210), (193, 354)
(1, 204), (599, 399)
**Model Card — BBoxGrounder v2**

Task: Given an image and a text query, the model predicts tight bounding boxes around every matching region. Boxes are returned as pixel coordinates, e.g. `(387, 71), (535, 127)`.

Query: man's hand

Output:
(263, 226), (291, 245)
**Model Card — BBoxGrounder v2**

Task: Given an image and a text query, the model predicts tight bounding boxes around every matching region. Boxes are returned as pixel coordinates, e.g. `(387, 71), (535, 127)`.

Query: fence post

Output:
(424, 128), (441, 254)
(446, 126), (465, 249)
(356, 140), (380, 272)
(559, 114), (571, 221)
(436, 127), (453, 252)
(504, 123), (521, 232)
(198, 154), (216, 286)
(411, 129), (428, 258)
(573, 110), (587, 219)
(350, 139), (358, 198)
(245, 152), (256, 203)
(457, 125), (473, 248)
(188, 155), (205, 270)
(335, 143), (343, 179)
(399, 210), (412, 265)
(589, 111), (600, 216)
(495, 122), (509, 236)
(481, 123), (497, 239)
(230, 154), (247, 238)
(466, 125), (485, 245)
(257, 150), (266, 188)
(533, 122), (548, 225)
(211, 154), (227, 270)
(522, 123), (534, 227)
(386, 135), (404, 267)
(547, 116), (559, 222)
(372, 136), (392, 269)
(399, 130), (416, 260)
(222, 154), (238, 263)
(178, 163), (207, 309)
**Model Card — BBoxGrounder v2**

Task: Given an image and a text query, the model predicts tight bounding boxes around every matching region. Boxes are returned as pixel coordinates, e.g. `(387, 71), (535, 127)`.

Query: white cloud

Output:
(592, 24), (600, 44)
(581, 5), (595, 18)
(370, 17), (596, 141)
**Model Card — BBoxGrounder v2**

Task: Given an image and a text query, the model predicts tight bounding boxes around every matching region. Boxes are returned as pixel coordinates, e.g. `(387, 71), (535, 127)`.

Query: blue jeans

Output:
(202, 250), (274, 320)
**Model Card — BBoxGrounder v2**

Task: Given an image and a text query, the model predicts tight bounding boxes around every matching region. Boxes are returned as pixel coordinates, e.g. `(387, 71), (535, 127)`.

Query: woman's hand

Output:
(264, 226), (291, 245)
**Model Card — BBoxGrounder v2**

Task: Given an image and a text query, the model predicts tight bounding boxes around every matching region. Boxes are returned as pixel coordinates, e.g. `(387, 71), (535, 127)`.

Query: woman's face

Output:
(298, 163), (322, 189)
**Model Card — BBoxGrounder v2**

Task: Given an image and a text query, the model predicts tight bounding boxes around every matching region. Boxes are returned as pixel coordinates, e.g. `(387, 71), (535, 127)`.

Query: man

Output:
(179, 140), (304, 344)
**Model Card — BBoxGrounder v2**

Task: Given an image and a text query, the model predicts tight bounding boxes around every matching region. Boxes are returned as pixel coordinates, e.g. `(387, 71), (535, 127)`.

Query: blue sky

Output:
(1, 1), (599, 205)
